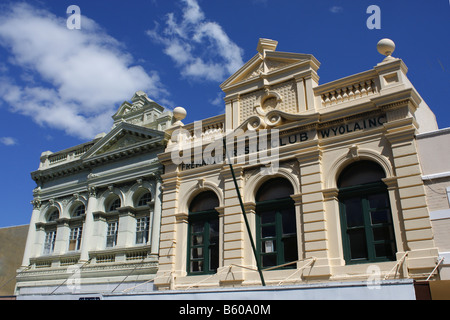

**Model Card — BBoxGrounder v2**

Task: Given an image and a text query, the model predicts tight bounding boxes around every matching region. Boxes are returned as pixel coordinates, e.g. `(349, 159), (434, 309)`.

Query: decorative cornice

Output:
(32, 124), (168, 183)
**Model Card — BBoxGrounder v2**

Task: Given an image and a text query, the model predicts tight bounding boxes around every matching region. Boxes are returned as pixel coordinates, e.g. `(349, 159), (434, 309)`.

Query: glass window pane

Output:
(44, 231), (56, 254)
(209, 245), (219, 272)
(375, 242), (395, 259)
(256, 178), (294, 202)
(282, 236), (298, 263)
(73, 205), (85, 217)
(48, 210), (59, 222)
(191, 261), (203, 272)
(368, 194), (389, 209)
(338, 161), (386, 188)
(343, 198), (364, 227)
(262, 225), (276, 238)
(370, 210), (390, 225)
(348, 228), (368, 260)
(192, 222), (204, 233)
(281, 208), (296, 235)
(191, 248), (203, 259)
(136, 232), (144, 244)
(262, 254), (277, 268)
(189, 191), (219, 212)
(192, 234), (203, 246)
(108, 198), (121, 212)
(209, 219), (219, 244)
(137, 192), (152, 206)
(261, 211), (276, 224)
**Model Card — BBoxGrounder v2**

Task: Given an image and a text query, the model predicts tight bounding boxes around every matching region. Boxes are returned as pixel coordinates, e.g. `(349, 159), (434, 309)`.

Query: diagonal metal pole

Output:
(223, 137), (266, 286)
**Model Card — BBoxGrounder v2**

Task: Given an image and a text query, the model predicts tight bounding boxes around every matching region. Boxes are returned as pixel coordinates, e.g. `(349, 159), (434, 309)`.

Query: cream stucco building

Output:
(153, 38), (448, 295)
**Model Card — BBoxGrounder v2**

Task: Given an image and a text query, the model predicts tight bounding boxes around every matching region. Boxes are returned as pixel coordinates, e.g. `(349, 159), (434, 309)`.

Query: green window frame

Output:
(339, 182), (397, 264)
(256, 198), (297, 269)
(187, 210), (219, 275)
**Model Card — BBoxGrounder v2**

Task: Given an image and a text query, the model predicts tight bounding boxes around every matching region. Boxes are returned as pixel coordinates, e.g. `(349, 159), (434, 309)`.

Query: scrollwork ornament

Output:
(31, 199), (42, 210)
(88, 186), (97, 198)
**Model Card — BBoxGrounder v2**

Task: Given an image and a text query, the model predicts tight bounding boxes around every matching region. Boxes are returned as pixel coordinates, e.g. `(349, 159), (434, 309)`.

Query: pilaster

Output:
(385, 123), (439, 278)
(150, 176), (163, 255)
(154, 173), (180, 290)
(21, 199), (41, 267)
(296, 148), (331, 279)
(80, 186), (97, 262)
(219, 165), (247, 284)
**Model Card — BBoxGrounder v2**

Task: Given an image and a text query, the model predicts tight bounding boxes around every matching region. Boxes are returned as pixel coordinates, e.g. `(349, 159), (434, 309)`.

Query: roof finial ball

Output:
(377, 38), (396, 61)
(172, 106), (187, 127)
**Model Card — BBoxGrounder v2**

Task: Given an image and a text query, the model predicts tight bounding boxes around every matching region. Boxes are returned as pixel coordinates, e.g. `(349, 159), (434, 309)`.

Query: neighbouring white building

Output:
(16, 91), (172, 296)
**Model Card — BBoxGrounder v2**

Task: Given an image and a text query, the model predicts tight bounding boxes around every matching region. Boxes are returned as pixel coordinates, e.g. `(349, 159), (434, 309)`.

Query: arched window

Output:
(338, 160), (396, 264)
(47, 208), (59, 222)
(69, 204), (85, 251)
(137, 192), (152, 207)
(107, 196), (121, 212)
(44, 208), (59, 255)
(188, 191), (219, 275)
(255, 177), (297, 269)
(72, 204), (85, 217)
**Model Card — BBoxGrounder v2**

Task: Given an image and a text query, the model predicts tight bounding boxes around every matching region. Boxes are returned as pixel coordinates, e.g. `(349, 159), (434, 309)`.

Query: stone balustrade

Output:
(314, 70), (379, 108)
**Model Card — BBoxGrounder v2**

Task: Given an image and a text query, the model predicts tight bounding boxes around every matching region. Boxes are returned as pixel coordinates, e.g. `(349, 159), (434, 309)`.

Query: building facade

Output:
(154, 38), (446, 292)
(416, 128), (450, 280)
(16, 38), (450, 299)
(0, 225), (28, 298)
(16, 92), (172, 296)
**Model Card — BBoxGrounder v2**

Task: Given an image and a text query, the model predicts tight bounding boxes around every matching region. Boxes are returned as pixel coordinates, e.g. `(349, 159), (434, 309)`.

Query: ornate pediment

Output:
(220, 39), (321, 131)
(93, 132), (148, 155)
(112, 91), (171, 129)
(221, 39), (319, 90)
(113, 91), (162, 118)
(81, 122), (166, 160)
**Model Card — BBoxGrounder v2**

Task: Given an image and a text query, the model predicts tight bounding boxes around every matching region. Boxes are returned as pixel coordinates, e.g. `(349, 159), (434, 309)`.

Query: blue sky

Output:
(0, 0), (449, 228)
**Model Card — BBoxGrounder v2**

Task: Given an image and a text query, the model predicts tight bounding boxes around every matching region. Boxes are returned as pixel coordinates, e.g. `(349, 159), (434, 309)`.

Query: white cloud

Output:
(147, 0), (244, 82)
(0, 3), (169, 140)
(329, 6), (343, 14)
(0, 137), (18, 146)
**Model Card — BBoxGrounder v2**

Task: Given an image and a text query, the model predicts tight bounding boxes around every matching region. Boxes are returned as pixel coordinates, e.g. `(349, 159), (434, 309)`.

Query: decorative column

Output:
(290, 193), (304, 264)
(224, 94), (240, 131)
(150, 175), (163, 255)
(296, 148), (331, 279)
(154, 173), (180, 290)
(294, 76), (307, 113)
(21, 199), (41, 267)
(80, 186), (97, 262)
(321, 188), (342, 266)
(218, 165), (247, 284)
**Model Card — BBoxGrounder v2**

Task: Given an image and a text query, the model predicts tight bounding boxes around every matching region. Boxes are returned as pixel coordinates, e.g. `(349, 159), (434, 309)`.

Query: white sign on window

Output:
(265, 240), (274, 253)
